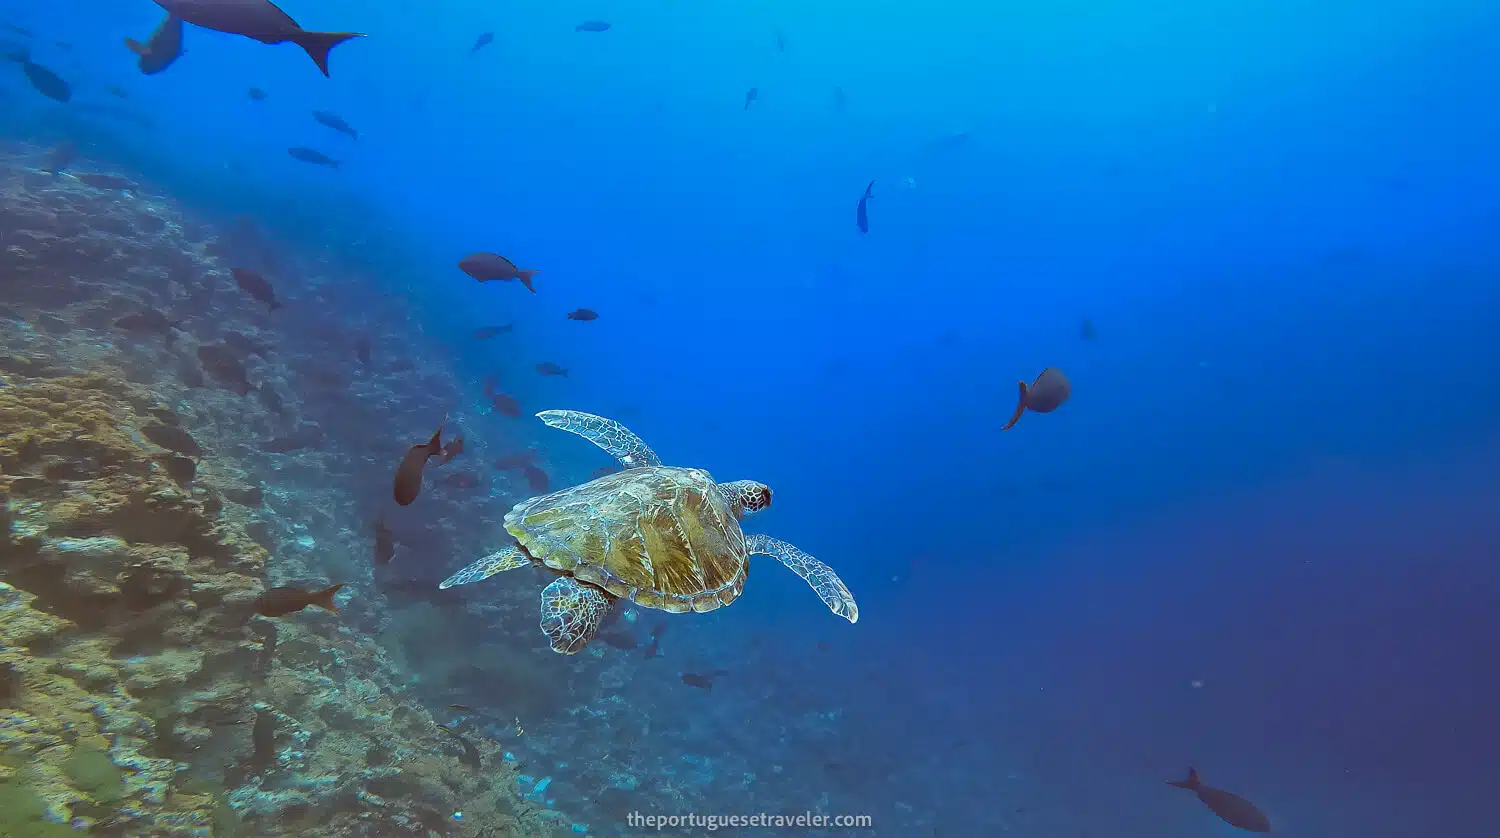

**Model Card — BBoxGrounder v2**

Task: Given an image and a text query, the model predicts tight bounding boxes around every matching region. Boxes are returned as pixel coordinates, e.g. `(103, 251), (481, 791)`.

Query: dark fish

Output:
(257, 386), (284, 415)
(106, 85), (128, 98)
(589, 464), (620, 480)
(439, 471), (480, 490)
(252, 583), (344, 618)
(197, 345), (253, 396)
(149, 0), (362, 76)
(459, 252), (538, 292)
(483, 377), (522, 417)
(435, 724), (481, 771)
(164, 455), (196, 486)
(681, 670), (730, 691)
(393, 425), (443, 506)
(643, 635), (661, 659)
(2, 24), (31, 38)
(42, 140), (76, 175)
(114, 310), (182, 344)
(575, 21), (611, 32)
(743, 87), (758, 110)
(1000, 367), (1070, 431)
(449, 704), (475, 712)
(287, 147), (338, 167)
(438, 436), (464, 465)
(373, 518), (395, 566)
(124, 14), (184, 75)
(312, 109), (357, 139)
(472, 325), (512, 339)
(566, 308), (598, 321)
(247, 86), (267, 100)
(469, 32), (493, 54)
(142, 423), (202, 456)
(535, 362), (567, 377)
(1080, 319), (1097, 341)
(855, 180), (873, 233)
(815, 640), (832, 653)
(520, 464), (549, 493)
(13, 54), (70, 102)
(1168, 768), (1272, 833)
(231, 267), (282, 310)
(250, 709), (276, 773)
(75, 173), (134, 190)
(493, 452), (537, 470)
(353, 336), (371, 365)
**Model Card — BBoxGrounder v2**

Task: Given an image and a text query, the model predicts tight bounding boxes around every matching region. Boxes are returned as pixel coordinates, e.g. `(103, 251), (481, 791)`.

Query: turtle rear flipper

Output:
(439, 545), (531, 589)
(747, 534), (858, 624)
(540, 576), (613, 654)
(537, 409), (663, 469)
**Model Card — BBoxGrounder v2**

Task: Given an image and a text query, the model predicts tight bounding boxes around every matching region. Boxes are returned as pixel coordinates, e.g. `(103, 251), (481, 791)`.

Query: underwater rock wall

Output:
(0, 142), (566, 837)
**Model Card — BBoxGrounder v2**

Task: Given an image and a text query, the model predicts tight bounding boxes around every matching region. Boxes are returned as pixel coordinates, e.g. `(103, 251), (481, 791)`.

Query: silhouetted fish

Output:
(106, 85), (129, 98)
(197, 345), (253, 396)
(393, 424), (443, 506)
(856, 180), (873, 233)
(575, 21), (611, 32)
(566, 308), (598, 321)
(435, 724), (481, 771)
(287, 147), (337, 167)
(353, 335), (371, 365)
(252, 583), (344, 617)
(472, 325), (512, 339)
(312, 109), (357, 139)
(1000, 367), (1070, 431)
(535, 362), (567, 377)
(743, 87), (758, 110)
(231, 267), (281, 310)
(470, 32), (493, 54)
(519, 464), (549, 493)
(142, 423), (202, 456)
(247, 86), (267, 100)
(149, 0), (362, 76)
(124, 14), (184, 75)
(483, 377), (522, 417)
(1080, 318), (1097, 341)
(1168, 768), (1272, 833)
(164, 455), (196, 486)
(459, 252), (538, 292)
(373, 517), (395, 566)
(681, 670), (730, 691)
(115, 309), (182, 344)
(8, 50), (70, 101)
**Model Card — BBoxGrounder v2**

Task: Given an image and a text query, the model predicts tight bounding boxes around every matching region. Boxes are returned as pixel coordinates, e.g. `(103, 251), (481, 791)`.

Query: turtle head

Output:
(539, 576), (613, 655)
(719, 480), (772, 519)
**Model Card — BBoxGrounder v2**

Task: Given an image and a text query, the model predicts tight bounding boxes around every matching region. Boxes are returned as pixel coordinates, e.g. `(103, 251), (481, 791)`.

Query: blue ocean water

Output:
(2, 0), (1499, 836)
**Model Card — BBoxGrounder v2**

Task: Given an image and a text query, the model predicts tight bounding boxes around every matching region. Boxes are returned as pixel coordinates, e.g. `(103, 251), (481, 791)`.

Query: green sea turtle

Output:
(438, 410), (858, 654)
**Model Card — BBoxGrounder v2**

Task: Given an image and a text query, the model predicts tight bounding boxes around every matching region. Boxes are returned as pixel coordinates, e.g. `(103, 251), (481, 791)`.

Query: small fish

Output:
(1080, 318), (1097, 341)
(42, 140), (76, 175)
(520, 464), (549, 493)
(743, 87), (758, 110)
(106, 85), (129, 98)
(164, 455), (196, 486)
(124, 14), (184, 75)
(197, 345), (253, 396)
(114, 309), (182, 344)
(231, 267), (281, 310)
(142, 423), (202, 457)
(469, 32), (493, 54)
(148, 0), (362, 76)
(287, 147), (338, 167)
(566, 308), (598, 321)
(373, 518), (395, 566)
(2, 24), (31, 38)
(483, 377), (522, 418)
(643, 621), (666, 658)
(312, 109), (357, 140)
(575, 20), (611, 32)
(535, 362), (568, 377)
(393, 424), (444, 506)
(440, 471), (480, 490)
(252, 583), (345, 618)
(435, 723), (481, 771)
(75, 173), (135, 191)
(855, 180), (874, 234)
(353, 336), (371, 365)
(472, 324), (512, 340)
(247, 86), (267, 100)
(449, 704), (475, 712)
(680, 670), (730, 691)
(9, 52), (71, 102)
(1168, 768), (1272, 833)
(438, 436), (464, 465)
(459, 252), (538, 292)
(1000, 367), (1070, 431)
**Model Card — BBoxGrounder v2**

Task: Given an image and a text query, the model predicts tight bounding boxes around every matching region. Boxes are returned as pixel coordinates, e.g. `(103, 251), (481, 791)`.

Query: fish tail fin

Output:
(427, 425), (444, 454)
(311, 584), (345, 614)
(1167, 767), (1201, 791)
(124, 37), (148, 56)
(518, 270), (538, 293)
(289, 31), (363, 77)
(1000, 380), (1028, 431)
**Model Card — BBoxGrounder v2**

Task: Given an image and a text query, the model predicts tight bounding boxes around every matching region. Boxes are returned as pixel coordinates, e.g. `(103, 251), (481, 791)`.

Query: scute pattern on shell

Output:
(503, 466), (748, 613)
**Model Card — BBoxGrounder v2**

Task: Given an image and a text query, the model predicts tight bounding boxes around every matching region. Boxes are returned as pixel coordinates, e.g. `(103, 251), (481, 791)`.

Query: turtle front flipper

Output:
(438, 545), (532, 589)
(746, 533), (858, 624)
(536, 409), (663, 469)
(539, 576), (613, 654)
